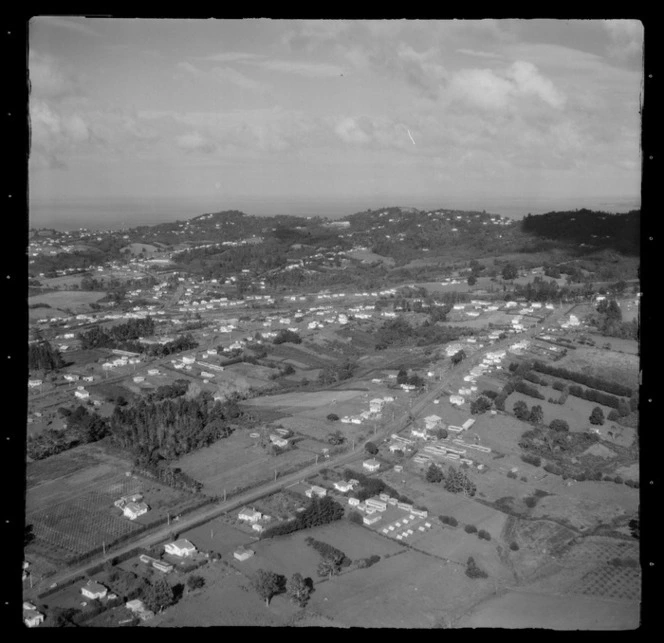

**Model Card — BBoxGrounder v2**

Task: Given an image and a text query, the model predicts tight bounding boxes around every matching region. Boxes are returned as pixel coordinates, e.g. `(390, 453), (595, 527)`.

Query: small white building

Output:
(234, 546), (254, 561)
(23, 608), (44, 628)
(238, 507), (262, 523)
(348, 497), (361, 506)
(164, 538), (197, 557)
(334, 480), (354, 493)
(362, 459), (380, 473)
(305, 485), (328, 498)
(28, 379), (42, 388)
(74, 389), (90, 400)
(123, 502), (149, 520)
(363, 514), (382, 526)
(81, 580), (108, 600)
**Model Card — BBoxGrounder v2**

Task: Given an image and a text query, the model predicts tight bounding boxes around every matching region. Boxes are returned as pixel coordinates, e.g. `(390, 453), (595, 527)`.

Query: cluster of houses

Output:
(348, 492), (429, 528)
(237, 507), (272, 533)
(340, 395), (394, 425)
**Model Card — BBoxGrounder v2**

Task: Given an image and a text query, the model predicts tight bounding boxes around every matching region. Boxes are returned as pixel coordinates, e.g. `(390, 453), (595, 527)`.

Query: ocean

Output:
(28, 194), (641, 232)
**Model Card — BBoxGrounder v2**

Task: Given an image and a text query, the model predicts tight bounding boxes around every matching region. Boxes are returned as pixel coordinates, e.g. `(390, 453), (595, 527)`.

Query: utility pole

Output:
(223, 488), (227, 502)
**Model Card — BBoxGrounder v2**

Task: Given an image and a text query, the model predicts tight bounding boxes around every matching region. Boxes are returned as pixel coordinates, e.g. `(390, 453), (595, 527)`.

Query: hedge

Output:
(464, 524), (477, 534)
(531, 361), (632, 397)
(514, 381), (545, 400)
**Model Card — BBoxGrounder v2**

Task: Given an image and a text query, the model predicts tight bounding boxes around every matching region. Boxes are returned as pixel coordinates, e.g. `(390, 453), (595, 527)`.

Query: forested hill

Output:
(521, 210), (640, 255)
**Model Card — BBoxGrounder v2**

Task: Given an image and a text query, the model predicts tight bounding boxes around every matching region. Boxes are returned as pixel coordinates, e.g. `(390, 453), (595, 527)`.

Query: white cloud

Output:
(603, 20), (643, 61)
(334, 117), (371, 145)
(257, 59), (345, 78)
(176, 131), (216, 153)
(29, 51), (79, 100)
(456, 48), (502, 60)
(177, 61), (268, 92)
(448, 61), (565, 110)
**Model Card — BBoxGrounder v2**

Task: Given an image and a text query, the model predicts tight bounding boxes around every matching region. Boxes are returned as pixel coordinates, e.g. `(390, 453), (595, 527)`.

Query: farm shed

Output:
(123, 502), (149, 520)
(234, 546), (255, 561)
(363, 514), (382, 526)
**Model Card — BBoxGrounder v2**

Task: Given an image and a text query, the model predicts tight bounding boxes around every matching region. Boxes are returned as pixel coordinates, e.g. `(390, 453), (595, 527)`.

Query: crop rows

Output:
(570, 565), (641, 601)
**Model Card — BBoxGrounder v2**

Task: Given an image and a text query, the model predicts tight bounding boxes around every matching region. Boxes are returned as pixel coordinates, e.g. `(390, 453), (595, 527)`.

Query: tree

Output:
(252, 569), (283, 606)
(451, 350), (466, 365)
(529, 405), (544, 424)
(589, 406), (605, 426)
(364, 441), (378, 455)
(317, 557), (341, 579)
(327, 430), (345, 445)
(425, 463), (444, 483)
(144, 577), (175, 613)
(396, 368), (408, 385)
(467, 274), (477, 286)
(513, 400), (530, 421)
(186, 575), (205, 591)
(286, 572), (312, 607)
(502, 263), (518, 280)
(470, 396), (492, 415)
(326, 413), (340, 422)
(24, 524), (35, 546)
(549, 418), (570, 432)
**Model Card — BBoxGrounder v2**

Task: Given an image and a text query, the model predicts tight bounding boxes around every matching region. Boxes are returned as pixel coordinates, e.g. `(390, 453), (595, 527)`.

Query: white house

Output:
(363, 514), (382, 526)
(251, 523), (264, 532)
(238, 507), (262, 523)
(123, 502), (149, 520)
(147, 369), (160, 376)
(369, 398), (384, 413)
(234, 546), (254, 561)
(305, 485), (327, 498)
(348, 497), (361, 506)
(334, 481), (354, 493)
(411, 427), (428, 439)
(164, 538), (197, 557)
(362, 459), (380, 473)
(423, 414), (442, 430)
(74, 389), (90, 400)
(28, 379), (42, 388)
(64, 374), (79, 382)
(81, 580), (108, 600)
(23, 609), (44, 628)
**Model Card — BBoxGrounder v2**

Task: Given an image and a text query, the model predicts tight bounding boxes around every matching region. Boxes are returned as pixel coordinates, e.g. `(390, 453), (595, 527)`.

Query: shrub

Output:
(477, 529), (491, 541)
(549, 419), (570, 432)
(575, 472), (587, 482)
(543, 463), (563, 475)
(465, 556), (488, 579)
(326, 413), (340, 421)
(552, 380), (565, 391)
(524, 497), (537, 508)
(520, 476), (528, 482)
(509, 541), (520, 551)
(507, 471), (518, 479)
(464, 524), (477, 534)
(521, 453), (541, 467)
(614, 476), (623, 484)
(607, 409), (620, 422)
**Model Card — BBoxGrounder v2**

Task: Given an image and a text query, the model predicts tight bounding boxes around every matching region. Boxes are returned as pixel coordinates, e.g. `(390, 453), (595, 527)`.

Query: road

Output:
(27, 302), (577, 596)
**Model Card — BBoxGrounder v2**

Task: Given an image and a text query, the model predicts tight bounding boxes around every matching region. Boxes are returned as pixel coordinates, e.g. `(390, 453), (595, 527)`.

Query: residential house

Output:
(123, 502), (149, 520)
(234, 546), (254, 561)
(81, 580), (108, 600)
(238, 507), (262, 523)
(362, 459), (380, 473)
(333, 481), (354, 493)
(74, 389), (90, 400)
(305, 485), (327, 498)
(23, 608), (44, 628)
(164, 538), (197, 557)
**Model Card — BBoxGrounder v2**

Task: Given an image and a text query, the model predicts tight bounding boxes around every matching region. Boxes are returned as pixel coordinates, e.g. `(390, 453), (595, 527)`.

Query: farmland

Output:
(28, 290), (108, 314)
(25, 444), (205, 567)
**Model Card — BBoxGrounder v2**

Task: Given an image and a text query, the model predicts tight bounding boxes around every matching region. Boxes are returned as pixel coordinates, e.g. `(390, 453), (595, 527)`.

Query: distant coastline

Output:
(28, 194), (641, 232)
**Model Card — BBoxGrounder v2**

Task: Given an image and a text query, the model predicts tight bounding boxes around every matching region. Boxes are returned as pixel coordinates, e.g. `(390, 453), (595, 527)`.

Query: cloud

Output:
(603, 20), (644, 61)
(448, 61), (565, 110)
(200, 51), (263, 63)
(456, 48), (503, 60)
(334, 117), (371, 145)
(177, 61), (268, 92)
(282, 20), (352, 51)
(176, 131), (216, 153)
(29, 51), (79, 100)
(256, 59), (345, 78)
(31, 16), (102, 37)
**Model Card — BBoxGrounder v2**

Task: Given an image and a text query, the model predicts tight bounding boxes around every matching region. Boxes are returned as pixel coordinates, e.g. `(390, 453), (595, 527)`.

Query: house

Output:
(423, 414), (442, 430)
(123, 501), (149, 520)
(251, 523), (264, 532)
(334, 481), (354, 493)
(362, 459), (380, 473)
(64, 374), (79, 382)
(147, 369), (160, 375)
(269, 434), (289, 448)
(164, 538), (197, 557)
(238, 507), (262, 523)
(83, 375), (94, 383)
(23, 608), (44, 628)
(348, 497), (360, 506)
(411, 427), (428, 439)
(389, 443), (405, 453)
(234, 546), (254, 561)
(74, 389), (90, 399)
(363, 514), (382, 526)
(28, 379), (42, 388)
(365, 498), (387, 511)
(81, 580), (108, 600)
(461, 419), (476, 431)
(305, 485), (327, 498)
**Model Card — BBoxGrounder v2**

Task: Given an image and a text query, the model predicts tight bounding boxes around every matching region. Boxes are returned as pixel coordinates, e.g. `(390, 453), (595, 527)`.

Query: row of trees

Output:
(28, 340), (65, 372)
(260, 496), (345, 539)
(374, 318), (476, 350)
(530, 360), (633, 397)
(425, 463), (477, 496)
(343, 469), (414, 504)
(77, 317), (156, 350)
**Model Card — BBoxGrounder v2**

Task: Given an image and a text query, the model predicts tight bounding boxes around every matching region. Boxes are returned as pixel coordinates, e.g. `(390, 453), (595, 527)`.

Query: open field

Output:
(455, 588), (639, 629)
(176, 431), (317, 497)
(554, 348), (639, 390)
(243, 389), (367, 411)
(28, 290), (107, 313)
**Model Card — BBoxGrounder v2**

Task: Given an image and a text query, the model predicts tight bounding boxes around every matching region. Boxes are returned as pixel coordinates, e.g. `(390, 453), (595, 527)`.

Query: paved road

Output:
(27, 303), (577, 596)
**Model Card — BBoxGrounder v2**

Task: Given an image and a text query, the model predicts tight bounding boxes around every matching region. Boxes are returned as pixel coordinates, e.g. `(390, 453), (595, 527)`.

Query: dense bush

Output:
(514, 381), (545, 400)
(521, 453), (541, 467)
(552, 380), (565, 391)
(439, 515), (459, 527)
(524, 497), (537, 508)
(348, 510), (363, 525)
(507, 471), (518, 479)
(261, 496), (345, 539)
(356, 555), (381, 569)
(531, 361), (633, 397)
(470, 396), (493, 415)
(509, 541), (520, 551)
(549, 419), (570, 433)
(465, 556), (488, 579)
(543, 463), (564, 475)
(477, 529), (491, 541)
(464, 524), (477, 534)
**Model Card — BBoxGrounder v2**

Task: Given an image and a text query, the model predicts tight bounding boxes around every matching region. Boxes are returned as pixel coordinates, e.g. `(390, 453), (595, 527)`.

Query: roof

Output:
(83, 580), (107, 593)
(170, 538), (195, 550)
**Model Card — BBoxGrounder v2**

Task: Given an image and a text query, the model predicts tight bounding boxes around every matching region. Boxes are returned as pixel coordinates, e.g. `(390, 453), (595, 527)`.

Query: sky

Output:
(28, 18), (644, 224)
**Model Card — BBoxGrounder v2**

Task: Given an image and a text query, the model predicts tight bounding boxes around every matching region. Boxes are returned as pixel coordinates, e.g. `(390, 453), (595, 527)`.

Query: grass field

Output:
(28, 290), (107, 313)
(554, 348), (639, 390)
(176, 431), (317, 497)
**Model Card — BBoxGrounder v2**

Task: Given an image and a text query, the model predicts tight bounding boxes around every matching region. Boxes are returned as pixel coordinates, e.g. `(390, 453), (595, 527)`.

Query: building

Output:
(164, 538), (197, 557)
(152, 561), (173, 573)
(365, 498), (387, 511)
(348, 497), (360, 506)
(74, 389), (90, 400)
(362, 459), (380, 473)
(123, 502), (149, 520)
(234, 546), (254, 561)
(461, 419), (476, 431)
(363, 514), (382, 526)
(23, 608), (44, 628)
(305, 485), (327, 498)
(28, 379), (42, 388)
(81, 580), (108, 600)
(238, 507), (262, 523)
(251, 523), (264, 532)
(333, 481), (354, 493)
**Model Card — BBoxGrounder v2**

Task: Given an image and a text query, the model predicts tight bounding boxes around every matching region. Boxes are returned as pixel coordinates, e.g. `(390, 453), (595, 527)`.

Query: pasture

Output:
(176, 431), (317, 497)
(27, 290), (107, 313)
(554, 347), (639, 390)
